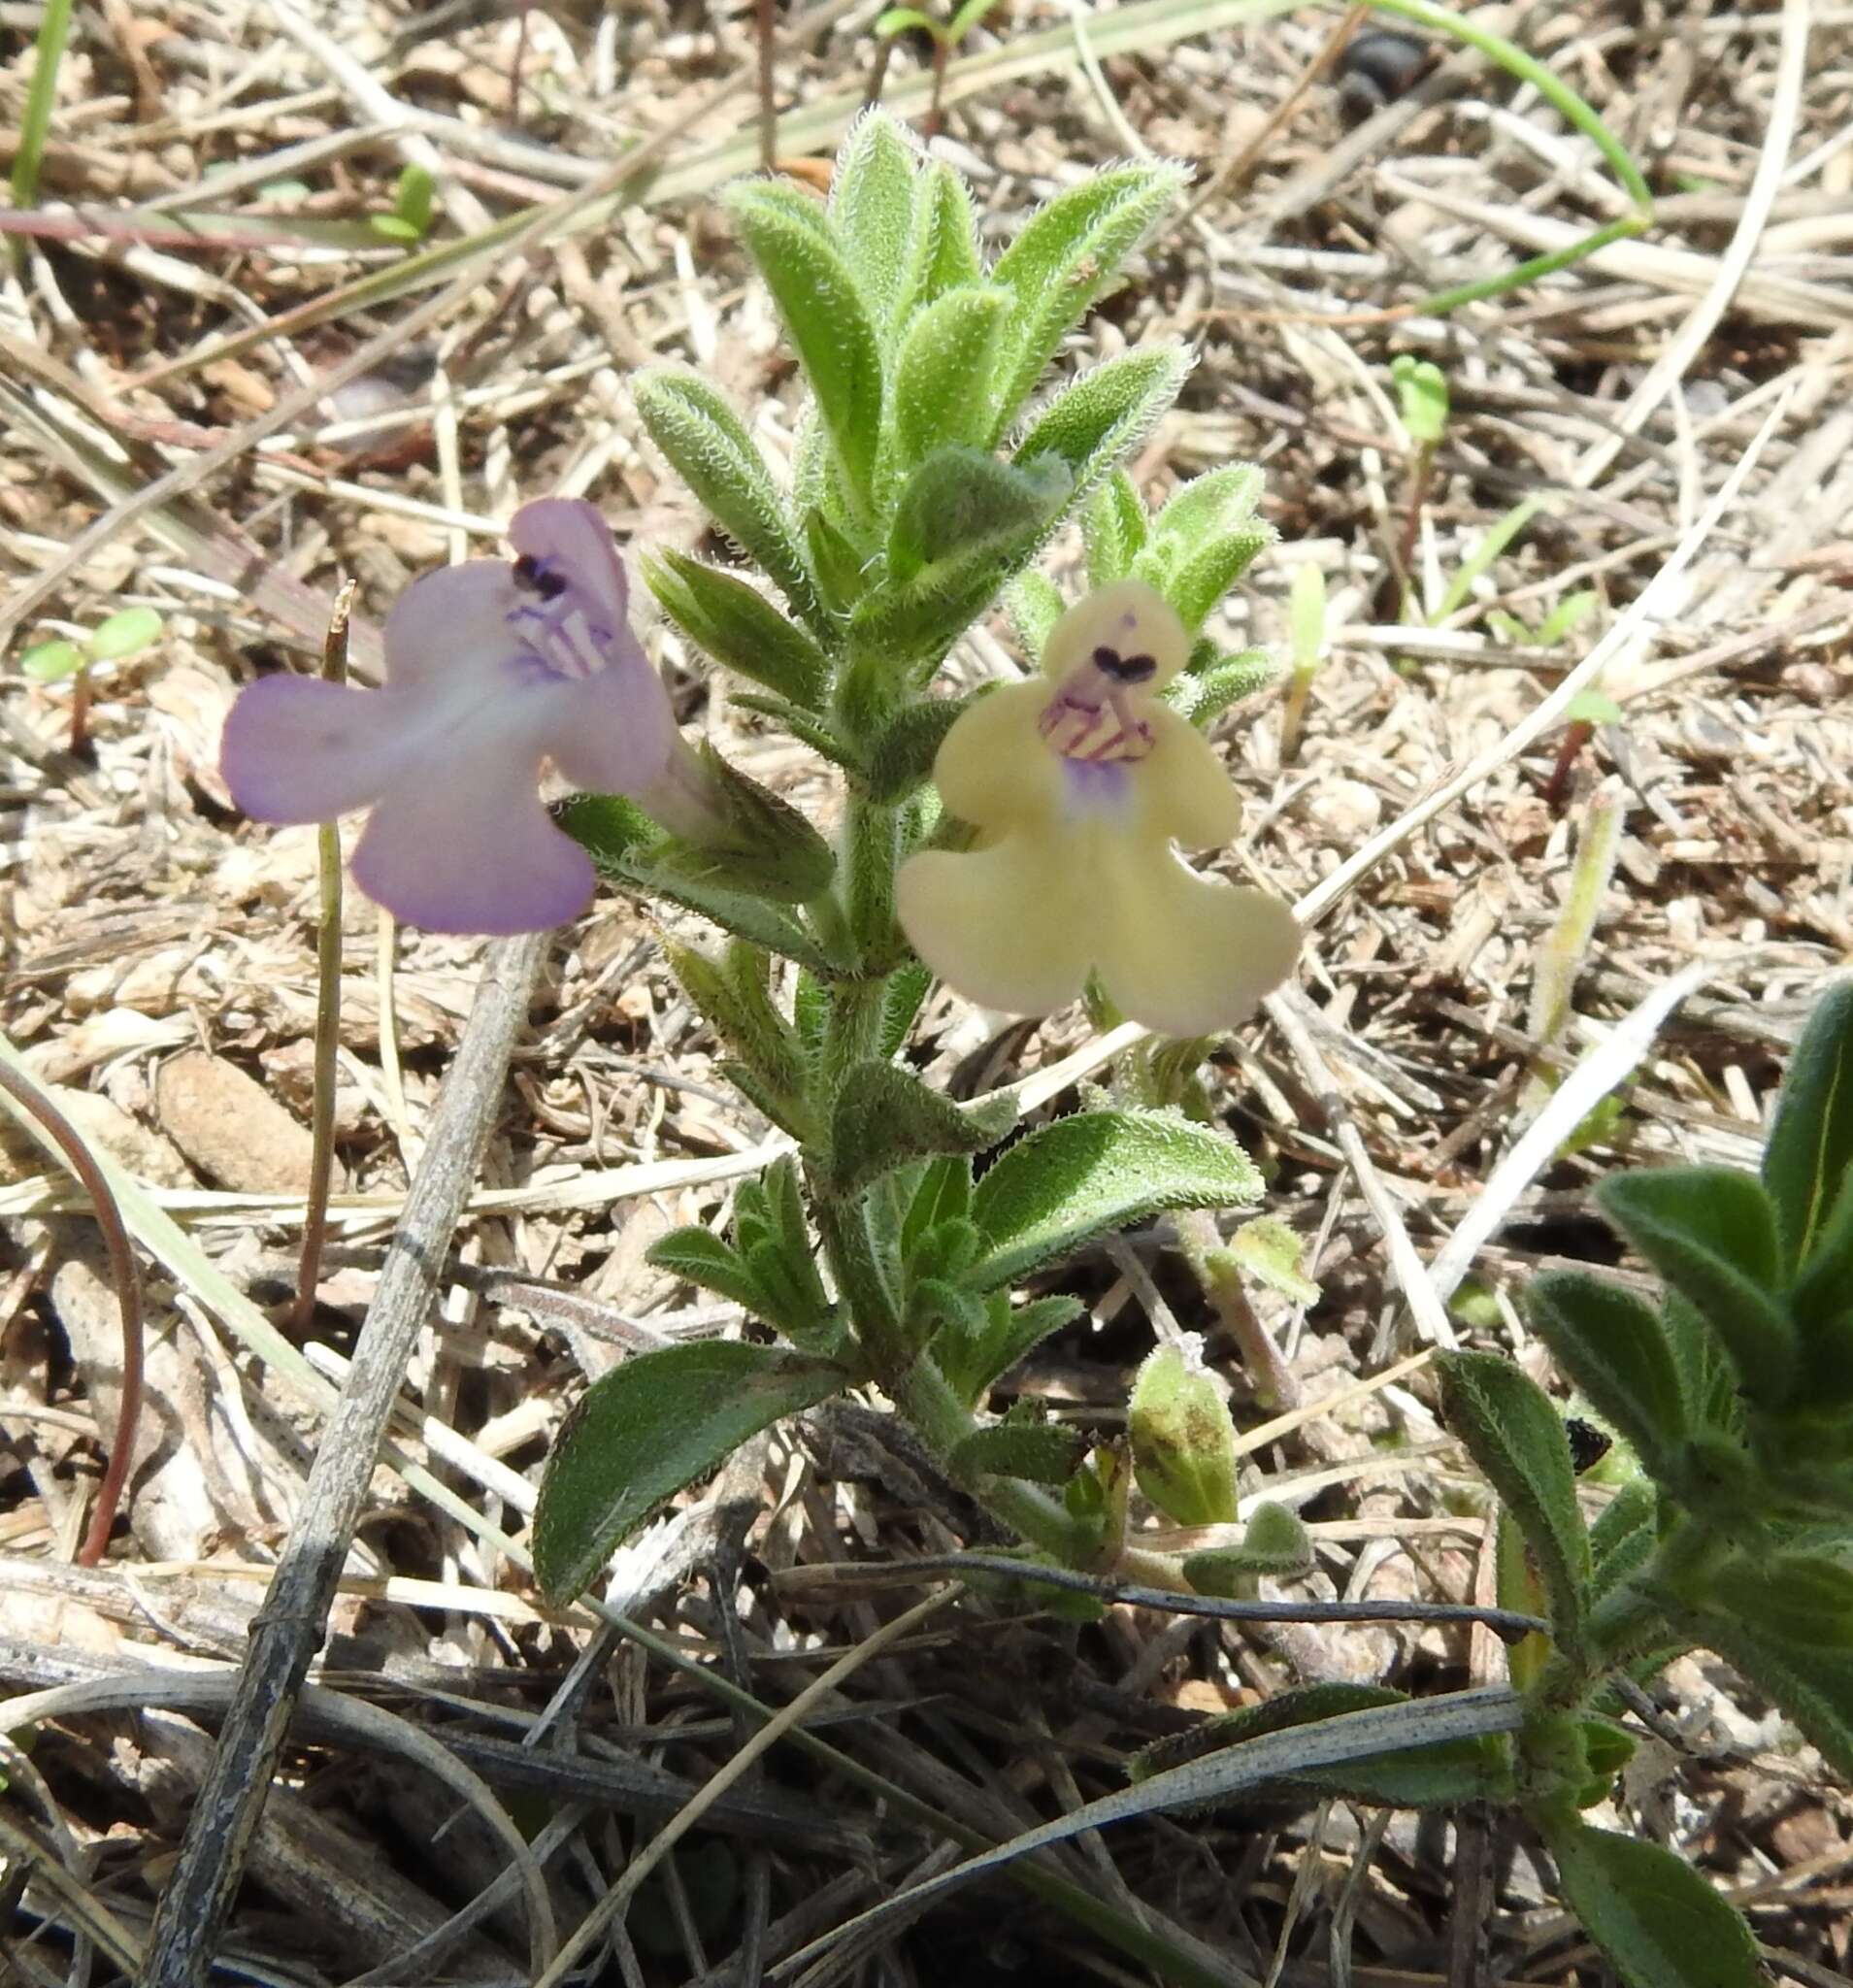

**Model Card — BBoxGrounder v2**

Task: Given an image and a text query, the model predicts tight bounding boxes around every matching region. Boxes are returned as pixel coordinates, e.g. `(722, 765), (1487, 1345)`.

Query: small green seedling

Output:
(1390, 354), (1449, 447)
(1487, 589), (1598, 650)
(1544, 683), (1624, 813)
(1278, 557), (1327, 763)
(368, 165), (436, 246)
(875, 0), (1005, 135)
(18, 606), (163, 754)
(1388, 354), (1449, 617)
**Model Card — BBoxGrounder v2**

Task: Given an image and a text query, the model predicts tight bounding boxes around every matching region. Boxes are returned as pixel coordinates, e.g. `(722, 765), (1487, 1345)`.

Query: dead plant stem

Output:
(141, 931), (546, 1988)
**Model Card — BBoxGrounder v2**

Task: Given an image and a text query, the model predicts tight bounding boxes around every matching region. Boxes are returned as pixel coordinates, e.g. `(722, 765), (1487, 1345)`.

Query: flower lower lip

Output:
(1060, 757), (1131, 813)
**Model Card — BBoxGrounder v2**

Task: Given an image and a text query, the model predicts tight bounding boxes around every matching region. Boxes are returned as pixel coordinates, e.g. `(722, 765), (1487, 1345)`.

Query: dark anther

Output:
(1093, 645), (1158, 684)
(513, 554), (568, 600)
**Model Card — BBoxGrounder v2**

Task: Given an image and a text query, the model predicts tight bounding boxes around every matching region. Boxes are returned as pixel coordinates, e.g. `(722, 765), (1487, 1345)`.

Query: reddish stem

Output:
(0, 1058), (144, 1565)
(1543, 718), (1593, 813)
(925, 37), (949, 137)
(68, 660), (91, 756)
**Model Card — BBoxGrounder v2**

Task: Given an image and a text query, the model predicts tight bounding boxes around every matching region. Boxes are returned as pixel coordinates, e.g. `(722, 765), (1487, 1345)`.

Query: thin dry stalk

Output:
(0, 1059), (144, 1567)
(290, 578), (355, 1337)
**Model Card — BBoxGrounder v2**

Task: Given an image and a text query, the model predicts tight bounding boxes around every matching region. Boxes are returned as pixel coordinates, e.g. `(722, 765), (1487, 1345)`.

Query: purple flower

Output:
(221, 499), (681, 934)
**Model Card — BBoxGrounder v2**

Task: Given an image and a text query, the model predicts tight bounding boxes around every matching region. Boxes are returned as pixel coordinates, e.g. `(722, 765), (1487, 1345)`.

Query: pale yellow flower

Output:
(896, 580), (1300, 1037)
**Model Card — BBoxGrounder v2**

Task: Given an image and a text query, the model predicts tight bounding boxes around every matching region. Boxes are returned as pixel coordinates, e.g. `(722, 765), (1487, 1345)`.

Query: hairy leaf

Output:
(724, 180), (885, 516)
(1528, 1270), (1687, 1474)
(535, 1343), (847, 1603)
(967, 1109), (1263, 1291)
(633, 369), (820, 631)
(1437, 1350), (1590, 1650)
(1597, 1168), (1796, 1405)
(645, 550), (830, 710)
(1543, 1821), (1761, 1988)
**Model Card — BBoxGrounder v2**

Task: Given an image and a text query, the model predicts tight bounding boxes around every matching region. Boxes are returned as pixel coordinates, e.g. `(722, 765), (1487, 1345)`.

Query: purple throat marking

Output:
(507, 556), (612, 682)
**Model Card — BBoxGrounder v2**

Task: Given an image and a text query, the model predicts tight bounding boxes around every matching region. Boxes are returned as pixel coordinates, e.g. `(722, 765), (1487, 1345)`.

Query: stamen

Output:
(506, 564), (616, 682)
(513, 554), (569, 602)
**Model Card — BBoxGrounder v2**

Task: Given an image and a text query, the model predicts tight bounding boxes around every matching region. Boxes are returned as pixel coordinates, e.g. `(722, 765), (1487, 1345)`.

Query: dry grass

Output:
(3, 0), (1852, 1981)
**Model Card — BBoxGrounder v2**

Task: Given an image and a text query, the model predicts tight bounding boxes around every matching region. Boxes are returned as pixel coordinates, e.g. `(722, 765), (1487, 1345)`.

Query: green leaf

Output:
(633, 369), (821, 632)
(369, 213), (421, 243)
(947, 0), (1003, 39)
(886, 447), (1061, 583)
(1225, 1213), (1320, 1306)
(1390, 353), (1449, 445)
(645, 551), (830, 710)
(1543, 1821), (1762, 1988)
(666, 940), (811, 1136)
(646, 1227), (768, 1315)
(18, 638), (85, 682)
(852, 454), (1072, 668)
(1288, 560), (1326, 676)
(1082, 468), (1147, 586)
(1589, 1478), (1658, 1597)
(827, 1058), (1015, 1199)
(901, 159), (984, 316)
(1705, 1553), (1853, 1647)
(967, 1109), (1264, 1291)
(829, 110), (919, 336)
(1577, 1714), (1638, 1804)
(939, 1293), (1082, 1404)
(1527, 1271), (1688, 1475)
(534, 1343), (847, 1602)
(1182, 1502), (1314, 1594)
(723, 180), (884, 517)
(667, 745), (838, 903)
(1763, 978), (1853, 1276)
(392, 162), (436, 235)
(1537, 591), (1600, 646)
(1151, 463), (1265, 557)
(84, 606), (163, 663)
(1129, 1341), (1240, 1525)
(865, 693), (972, 803)
(988, 161), (1188, 430)
(1567, 686), (1625, 725)
(1013, 344), (1189, 510)
(1004, 570), (1064, 655)
(1168, 648), (1281, 728)
(902, 1153), (974, 1258)
(1596, 1168), (1796, 1405)
(803, 507), (870, 614)
(1161, 518), (1277, 637)
(879, 959), (933, 1058)
(950, 1418), (1084, 1484)
(888, 285), (1010, 472)
(1436, 1350), (1590, 1649)
(875, 6), (938, 37)
(730, 692), (860, 773)
(556, 795), (832, 970)
(1667, 1597), (1853, 1775)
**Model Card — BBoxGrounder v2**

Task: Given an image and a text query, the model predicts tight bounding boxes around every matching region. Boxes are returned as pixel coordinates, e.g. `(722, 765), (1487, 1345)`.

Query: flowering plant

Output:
(224, 114), (1306, 1618)
(217, 115), (1847, 1988)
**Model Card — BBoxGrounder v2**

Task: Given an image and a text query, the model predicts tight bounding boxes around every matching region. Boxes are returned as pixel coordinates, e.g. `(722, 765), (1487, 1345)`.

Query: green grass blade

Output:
(10, 0), (76, 215)
(1372, 0), (1652, 213)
